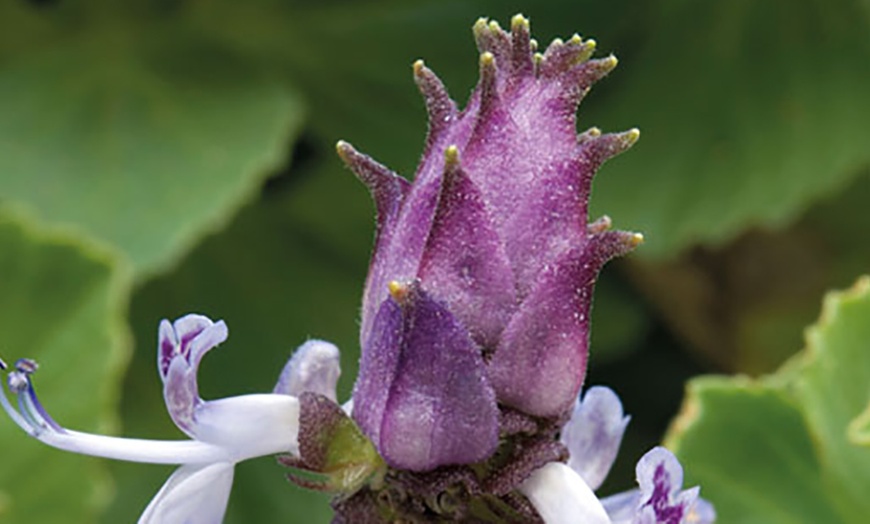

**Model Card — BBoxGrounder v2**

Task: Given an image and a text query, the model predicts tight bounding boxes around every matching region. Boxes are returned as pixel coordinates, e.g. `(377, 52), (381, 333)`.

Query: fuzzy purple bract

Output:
(340, 14), (641, 473)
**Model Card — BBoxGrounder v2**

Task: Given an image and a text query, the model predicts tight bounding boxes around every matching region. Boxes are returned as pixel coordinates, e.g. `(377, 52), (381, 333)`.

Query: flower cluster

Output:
(1, 14), (715, 524)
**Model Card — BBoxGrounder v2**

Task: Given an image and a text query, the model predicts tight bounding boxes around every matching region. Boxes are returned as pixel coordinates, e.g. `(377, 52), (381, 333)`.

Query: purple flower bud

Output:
(352, 280), (499, 471)
(343, 14), (641, 470)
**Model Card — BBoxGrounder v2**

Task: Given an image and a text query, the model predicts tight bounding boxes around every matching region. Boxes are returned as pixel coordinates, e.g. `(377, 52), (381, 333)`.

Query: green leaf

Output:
(668, 378), (842, 523)
(0, 9), (304, 275)
(790, 277), (870, 516)
(0, 207), (131, 524)
(667, 277), (870, 523)
(589, 0), (870, 258)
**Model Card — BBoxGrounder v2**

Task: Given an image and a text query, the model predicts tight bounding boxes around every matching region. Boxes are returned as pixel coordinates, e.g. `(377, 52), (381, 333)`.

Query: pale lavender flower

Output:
(519, 386), (716, 524)
(0, 314), (341, 524)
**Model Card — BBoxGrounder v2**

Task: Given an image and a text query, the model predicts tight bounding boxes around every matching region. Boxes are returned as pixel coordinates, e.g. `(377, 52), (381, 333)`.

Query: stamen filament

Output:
(0, 380), (32, 433)
(2, 361), (233, 465)
(24, 382), (64, 433)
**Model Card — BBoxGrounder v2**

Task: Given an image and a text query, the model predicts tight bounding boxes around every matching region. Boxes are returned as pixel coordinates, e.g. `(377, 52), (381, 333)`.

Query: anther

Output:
(15, 358), (38, 375)
(388, 280), (410, 303)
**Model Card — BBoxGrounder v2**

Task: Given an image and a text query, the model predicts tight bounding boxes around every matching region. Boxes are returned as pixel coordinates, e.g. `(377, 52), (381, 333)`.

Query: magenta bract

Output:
(341, 15), (641, 471)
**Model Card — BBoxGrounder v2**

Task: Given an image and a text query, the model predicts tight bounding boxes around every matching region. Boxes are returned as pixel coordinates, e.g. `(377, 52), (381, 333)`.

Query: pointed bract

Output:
(418, 148), (516, 348)
(354, 284), (499, 471)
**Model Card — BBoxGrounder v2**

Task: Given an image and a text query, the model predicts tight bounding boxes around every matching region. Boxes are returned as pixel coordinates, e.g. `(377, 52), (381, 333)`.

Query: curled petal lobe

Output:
(191, 394), (300, 460)
(159, 315), (229, 436)
(519, 462), (611, 524)
(138, 462), (235, 524)
(562, 386), (630, 490)
(274, 339), (341, 401)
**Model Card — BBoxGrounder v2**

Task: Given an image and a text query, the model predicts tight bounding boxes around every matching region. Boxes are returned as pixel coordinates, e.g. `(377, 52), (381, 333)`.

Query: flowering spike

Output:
(343, 19), (651, 519)
(413, 60), (457, 156)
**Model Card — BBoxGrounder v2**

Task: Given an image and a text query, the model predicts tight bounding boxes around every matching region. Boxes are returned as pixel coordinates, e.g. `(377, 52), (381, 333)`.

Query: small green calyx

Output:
(282, 392), (386, 495)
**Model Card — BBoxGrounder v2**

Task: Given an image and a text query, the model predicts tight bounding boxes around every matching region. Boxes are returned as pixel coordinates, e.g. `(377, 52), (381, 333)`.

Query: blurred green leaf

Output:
(589, 0), (870, 258)
(0, 7), (304, 275)
(667, 378), (843, 523)
(589, 266), (652, 363)
(0, 208), (131, 524)
(850, 403), (870, 447)
(622, 170), (870, 375)
(667, 277), (870, 522)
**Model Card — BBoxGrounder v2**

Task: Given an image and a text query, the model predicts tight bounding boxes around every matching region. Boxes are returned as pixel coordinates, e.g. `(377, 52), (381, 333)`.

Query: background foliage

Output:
(0, 0), (867, 522)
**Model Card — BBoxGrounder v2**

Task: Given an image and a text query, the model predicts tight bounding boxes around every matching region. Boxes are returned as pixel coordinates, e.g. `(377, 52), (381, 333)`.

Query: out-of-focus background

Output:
(0, 0), (868, 522)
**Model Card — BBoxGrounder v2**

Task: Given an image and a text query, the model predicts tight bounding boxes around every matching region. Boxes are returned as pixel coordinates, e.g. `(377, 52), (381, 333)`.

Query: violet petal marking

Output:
(635, 447), (702, 524)
(355, 282), (499, 471)
(561, 386), (630, 490)
(417, 146), (516, 348)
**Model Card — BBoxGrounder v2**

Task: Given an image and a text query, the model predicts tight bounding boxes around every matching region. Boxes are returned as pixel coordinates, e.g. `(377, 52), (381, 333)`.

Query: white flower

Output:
(0, 314), (341, 524)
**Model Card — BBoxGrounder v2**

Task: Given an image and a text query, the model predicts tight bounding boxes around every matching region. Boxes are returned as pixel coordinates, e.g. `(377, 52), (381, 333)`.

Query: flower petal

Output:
(561, 386), (630, 490)
(138, 462), (235, 524)
(273, 339), (341, 401)
(160, 315), (228, 436)
(600, 489), (639, 524)
(519, 462), (611, 524)
(634, 447), (705, 524)
(192, 393), (300, 461)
